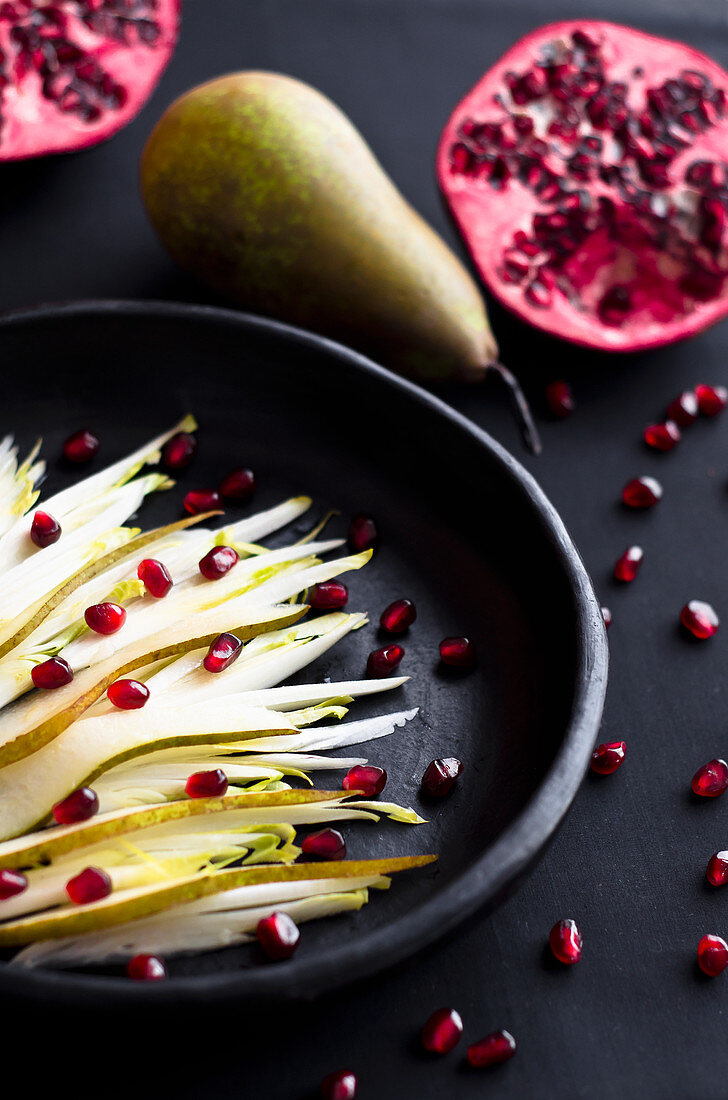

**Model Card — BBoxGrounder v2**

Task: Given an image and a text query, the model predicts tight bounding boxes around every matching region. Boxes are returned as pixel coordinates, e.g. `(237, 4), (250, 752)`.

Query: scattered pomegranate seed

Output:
(421, 758), (463, 798)
(63, 429), (99, 464)
(219, 467), (256, 501)
(30, 510), (61, 548)
(84, 601), (127, 635)
(66, 866), (112, 905)
(545, 380), (575, 418)
(622, 476), (663, 508)
(706, 852), (728, 887)
(681, 600), (719, 639)
(380, 598), (417, 634)
(666, 391), (699, 427)
(601, 607), (612, 630)
(696, 383), (728, 416)
(591, 741), (626, 775)
(467, 1029), (517, 1068)
(31, 656), (73, 690)
(421, 1007), (464, 1054)
(53, 787), (99, 825)
(309, 581), (348, 610)
(256, 911), (300, 960)
(343, 765), (387, 797)
(0, 869), (27, 900)
(644, 421), (681, 452)
(137, 558), (173, 598)
(185, 768), (229, 798)
(320, 1070), (357, 1100)
(198, 545), (239, 579)
(301, 828), (346, 861)
(550, 918), (583, 964)
(439, 636), (477, 668)
(184, 489), (222, 515)
(107, 679), (150, 711)
(127, 954), (168, 981)
(614, 545), (644, 583)
(162, 431), (197, 471)
(698, 934), (728, 976)
(203, 632), (243, 673)
(366, 644), (404, 678)
(349, 513), (378, 552)
(692, 759), (728, 798)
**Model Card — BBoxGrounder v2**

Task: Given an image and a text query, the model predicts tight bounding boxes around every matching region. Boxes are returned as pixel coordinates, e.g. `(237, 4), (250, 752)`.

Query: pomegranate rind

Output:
(437, 20), (728, 351)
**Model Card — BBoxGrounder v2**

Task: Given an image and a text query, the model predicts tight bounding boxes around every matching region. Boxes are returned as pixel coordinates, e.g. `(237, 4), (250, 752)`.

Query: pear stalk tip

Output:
(488, 363), (542, 456)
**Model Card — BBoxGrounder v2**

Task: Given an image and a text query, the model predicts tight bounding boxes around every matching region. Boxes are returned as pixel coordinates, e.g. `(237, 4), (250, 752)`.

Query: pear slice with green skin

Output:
(0, 511), (221, 662)
(0, 602), (307, 771)
(0, 855), (436, 945)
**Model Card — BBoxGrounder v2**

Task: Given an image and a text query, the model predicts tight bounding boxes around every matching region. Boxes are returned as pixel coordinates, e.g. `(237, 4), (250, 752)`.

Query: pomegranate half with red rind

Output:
(0, 1), (180, 161)
(437, 21), (728, 351)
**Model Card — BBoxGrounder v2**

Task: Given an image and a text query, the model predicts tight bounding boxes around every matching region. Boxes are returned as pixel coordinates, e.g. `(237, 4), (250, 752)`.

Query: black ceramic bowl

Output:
(0, 301), (607, 1006)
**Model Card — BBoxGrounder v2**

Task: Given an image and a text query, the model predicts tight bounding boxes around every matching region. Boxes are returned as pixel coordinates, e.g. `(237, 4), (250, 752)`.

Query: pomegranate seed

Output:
(31, 656), (73, 690)
(107, 679), (150, 710)
(320, 1070), (357, 1100)
(698, 934), (728, 976)
(137, 558), (173, 598)
(366, 644), (404, 677)
(467, 1029), (517, 1068)
(379, 598), (416, 634)
(696, 383), (728, 416)
(421, 1007), (464, 1054)
(185, 768), (228, 798)
(126, 954), (167, 981)
(52, 787), (99, 825)
(256, 911), (300, 960)
(614, 545), (643, 583)
(692, 758), (728, 797)
(622, 476), (663, 508)
(301, 828), (346, 860)
(219, 467), (256, 501)
(591, 741), (626, 775)
(681, 600), (719, 639)
(0, 869), (27, 900)
(549, 918), (583, 964)
(162, 431), (197, 471)
(198, 545), (239, 579)
(601, 607), (612, 629)
(545, 380), (575, 418)
(30, 510), (61, 548)
(666, 390), (699, 426)
(439, 636), (477, 668)
(63, 428), (99, 464)
(66, 866), (112, 905)
(184, 489), (222, 515)
(342, 765), (387, 797)
(421, 757), (463, 798)
(309, 581), (348, 610)
(84, 601), (127, 635)
(349, 513), (378, 552)
(706, 852), (728, 887)
(203, 632), (243, 673)
(644, 421), (681, 451)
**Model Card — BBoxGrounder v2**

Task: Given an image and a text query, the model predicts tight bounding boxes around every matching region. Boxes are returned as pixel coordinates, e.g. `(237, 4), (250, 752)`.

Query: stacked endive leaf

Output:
(0, 420), (434, 972)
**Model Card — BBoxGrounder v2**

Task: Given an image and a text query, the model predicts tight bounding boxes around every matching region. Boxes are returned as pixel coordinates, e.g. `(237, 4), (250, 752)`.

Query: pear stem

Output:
(488, 362), (542, 456)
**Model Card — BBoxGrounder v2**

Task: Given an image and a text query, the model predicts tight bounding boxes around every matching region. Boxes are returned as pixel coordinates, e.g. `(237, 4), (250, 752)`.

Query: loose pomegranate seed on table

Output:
(467, 1029), (517, 1068)
(421, 757), (463, 798)
(30, 510), (61, 548)
(107, 679), (150, 711)
(65, 866), (112, 906)
(644, 421), (681, 452)
(706, 852), (728, 887)
(379, 598), (416, 634)
(127, 954), (168, 981)
(342, 765), (387, 797)
(185, 768), (228, 799)
(162, 431), (197, 471)
(366, 644), (404, 678)
(348, 512), (378, 552)
(308, 581), (348, 610)
(666, 391), (699, 427)
(695, 383), (728, 416)
(601, 607), (612, 630)
(219, 467), (256, 500)
(31, 656), (73, 690)
(545, 380), (575, 418)
(591, 741), (626, 775)
(697, 934), (728, 977)
(84, 601), (127, 635)
(52, 787), (99, 825)
(137, 558), (173, 598)
(203, 632), (243, 673)
(184, 488), (222, 515)
(680, 600), (719, 639)
(421, 1007), (464, 1054)
(439, 636), (477, 667)
(549, 918), (583, 964)
(320, 1070), (357, 1100)
(692, 759), (728, 798)
(256, 911), (300, 960)
(614, 546), (644, 583)
(301, 828), (347, 861)
(63, 428), (99, 463)
(622, 476), (663, 508)
(0, 869), (27, 901)
(198, 545), (239, 579)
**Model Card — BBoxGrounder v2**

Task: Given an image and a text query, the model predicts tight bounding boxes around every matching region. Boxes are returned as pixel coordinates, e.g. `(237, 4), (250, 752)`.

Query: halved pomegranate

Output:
(0, 1), (180, 162)
(438, 22), (728, 351)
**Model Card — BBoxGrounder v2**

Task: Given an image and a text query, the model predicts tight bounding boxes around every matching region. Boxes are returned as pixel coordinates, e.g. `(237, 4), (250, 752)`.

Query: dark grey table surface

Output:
(5, 1), (728, 1097)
